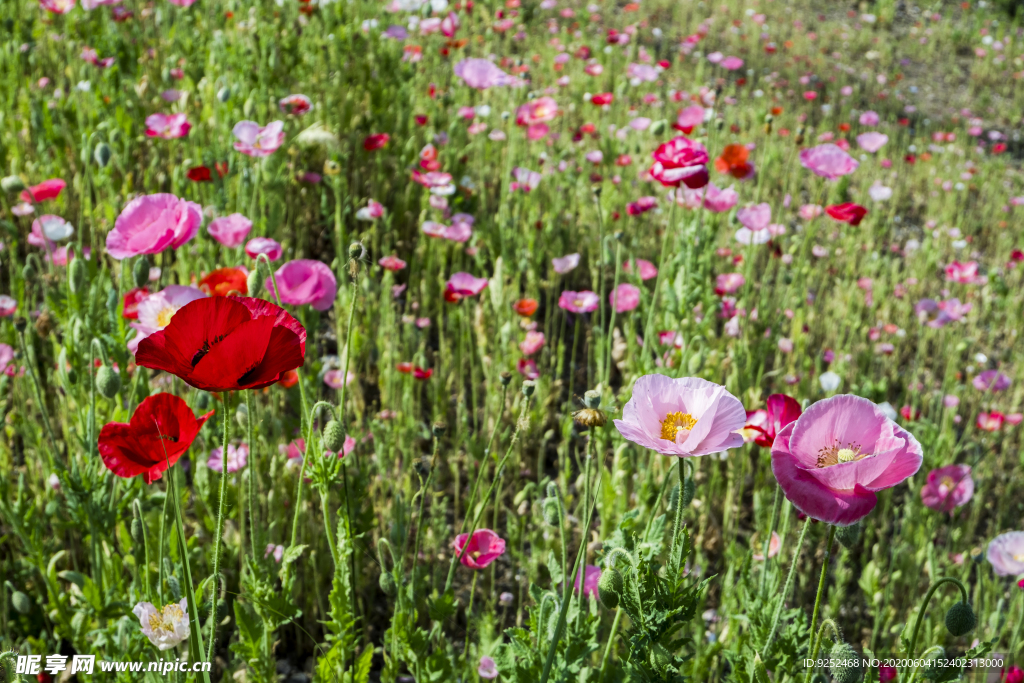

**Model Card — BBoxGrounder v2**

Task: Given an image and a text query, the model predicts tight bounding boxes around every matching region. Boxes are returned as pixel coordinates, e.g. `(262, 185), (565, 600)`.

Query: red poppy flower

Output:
(413, 366), (433, 380)
(714, 144), (754, 179)
(414, 115), (428, 126)
(363, 133), (390, 151)
(135, 297), (306, 392)
(20, 179), (66, 203)
(277, 369), (299, 388)
(199, 267), (248, 297)
(513, 298), (538, 316)
(743, 394), (801, 448)
(98, 393), (214, 483)
(396, 362), (414, 374)
(825, 202), (868, 226)
(591, 93), (614, 106)
(215, 161), (229, 178)
(187, 166), (212, 182)
(122, 287), (149, 319)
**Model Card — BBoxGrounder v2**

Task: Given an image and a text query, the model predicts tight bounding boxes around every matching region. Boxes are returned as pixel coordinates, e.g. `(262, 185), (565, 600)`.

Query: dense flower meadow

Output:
(1, 0), (1024, 680)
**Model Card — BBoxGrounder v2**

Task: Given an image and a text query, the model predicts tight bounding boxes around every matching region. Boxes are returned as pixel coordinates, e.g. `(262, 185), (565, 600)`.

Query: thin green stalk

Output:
(604, 240), (623, 386)
(902, 576), (972, 681)
(458, 381), (509, 536)
(668, 458), (687, 575)
(462, 571), (480, 662)
(759, 484), (783, 596)
(411, 435), (442, 599)
(245, 390), (258, 560)
(802, 526), (838, 683)
(761, 517), (812, 658)
(206, 397), (232, 663)
(640, 200), (676, 365)
(16, 329), (59, 469)
(597, 608), (624, 683)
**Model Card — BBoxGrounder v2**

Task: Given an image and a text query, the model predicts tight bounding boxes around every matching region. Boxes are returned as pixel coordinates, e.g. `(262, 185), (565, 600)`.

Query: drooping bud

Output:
(247, 269), (263, 297)
(667, 483), (680, 512)
(828, 642), (863, 683)
(432, 421), (447, 438)
(323, 420), (346, 452)
(11, 591), (32, 614)
(93, 142), (112, 168)
(542, 498), (560, 526)
(13, 316), (27, 333)
(22, 262), (35, 281)
(96, 365), (122, 399)
(132, 256), (150, 289)
(1, 176), (26, 193)
(68, 257), (88, 294)
(598, 567), (623, 609)
(195, 391), (211, 410)
(945, 601), (977, 637)
(379, 571), (398, 597)
(131, 518), (144, 545)
(835, 523), (861, 549)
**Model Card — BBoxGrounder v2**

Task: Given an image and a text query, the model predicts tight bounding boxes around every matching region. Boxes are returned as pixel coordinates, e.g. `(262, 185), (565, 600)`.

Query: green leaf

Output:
(281, 544), (307, 566)
(353, 645), (374, 683)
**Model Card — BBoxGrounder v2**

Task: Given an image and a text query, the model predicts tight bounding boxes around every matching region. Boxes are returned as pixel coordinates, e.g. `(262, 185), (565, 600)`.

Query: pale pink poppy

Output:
(30, 215), (74, 247)
(145, 113), (191, 139)
(446, 272), (489, 298)
(609, 283), (641, 312)
(574, 565), (601, 597)
(515, 96), (558, 126)
(986, 531), (1024, 577)
(558, 290), (599, 313)
(674, 105), (705, 133)
(452, 528), (506, 569)
(856, 132), (888, 153)
(207, 213), (252, 248)
(552, 253), (580, 274)
(799, 204), (824, 220)
(517, 358), (540, 379)
(323, 369), (355, 389)
(715, 273), (745, 295)
(0, 343), (19, 376)
(245, 237), (283, 261)
(379, 255), (407, 271)
(859, 110), (880, 126)
(752, 531), (782, 560)
(40, 0), (75, 13)
(278, 94), (312, 115)
(268, 259), (338, 311)
(128, 285), (207, 354)
(799, 144), (859, 179)
(737, 203), (771, 231)
(355, 200), (385, 221)
(510, 166), (542, 192)
(771, 395), (923, 526)
(720, 56), (744, 70)
(106, 193), (202, 260)
(519, 331), (545, 356)
(478, 656), (499, 680)
(167, 0), (197, 5)
(208, 443), (249, 473)
(676, 182), (737, 213)
(920, 464), (973, 514)
(623, 258), (657, 280)
(945, 261), (982, 284)
(613, 375), (746, 457)
(232, 120), (285, 157)
(264, 544), (285, 563)
(454, 58), (516, 89)
(0, 295), (17, 317)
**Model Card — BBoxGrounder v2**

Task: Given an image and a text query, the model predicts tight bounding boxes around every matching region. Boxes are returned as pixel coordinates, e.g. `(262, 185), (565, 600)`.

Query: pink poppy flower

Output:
(977, 412), (1005, 431)
(207, 213), (252, 248)
(623, 258), (657, 280)
(323, 369), (354, 389)
(452, 528), (506, 569)
(626, 196), (657, 216)
(145, 113), (191, 139)
(752, 531), (782, 560)
(278, 94), (312, 115)
(650, 136), (710, 189)
(167, 0), (196, 5)
(987, 531), (1024, 576)
(208, 443), (249, 473)
(799, 204), (823, 220)
(609, 283), (641, 313)
(355, 200), (385, 221)
(106, 193), (202, 260)
(517, 358), (540, 379)
(515, 96), (559, 126)
(558, 290), (599, 313)
(454, 58), (515, 89)
(677, 182), (738, 213)
(478, 656), (499, 680)
(0, 295), (18, 317)
(920, 464), (973, 514)
(945, 260), (982, 284)
(674, 105), (705, 133)
(20, 178), (66, 203)
(859, 111), (880, 126)
(232, 120), (285, 157)
(574, 564), (601, 597)
(510, 167), (541, 192)
(519, 331), (545, 356)
(613, 375), (746, 457)
(743, 394), (801, 448)
(856, 132), (888, 153)
(30, 215), (74, 248)
(799, 144), (859, 179)
(245, 237), (283, 261)
(720, 56), (744, 70)
(40, 0), (75, 13)
(379, 255), (407, 271)
(268, 259), (338, 311)
(973, 370), (1011, 392)
(265, 544), (285, 563)
(552, 253), (580, 274)
(445, 273), (488, 300)
(771, 395), (923, 527)
(0, 343), (19, 376)
(737, 202), (771, 232)
(128, 285), (207, 354)
(715, 273), (745, 295)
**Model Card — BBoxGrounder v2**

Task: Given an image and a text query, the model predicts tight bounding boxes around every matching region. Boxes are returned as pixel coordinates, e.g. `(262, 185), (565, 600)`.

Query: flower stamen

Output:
(816, 441), (869, 468)
(660, 411), (697, 441)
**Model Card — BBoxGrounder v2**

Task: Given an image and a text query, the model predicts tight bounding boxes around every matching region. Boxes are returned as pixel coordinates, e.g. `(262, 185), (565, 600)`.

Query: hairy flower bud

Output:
(247, 269), (263, 297)
(828, 642), (863, 683)
(522, 380), (536, 397)
(542, 498), (560, 526)
(11, 590), (32, 615)
(323, 420), (346, 452)
(432, 421), (447, 438)
(499, 371), (512, 387)
(649, 643), (672, 674)
(835, 523), (861, 549)
(598, 567), (623, 609)
(217, 86), (232, 103)
(945, 601), (977, 637)
(96, 365), (122, 399)
(2, 175), (26, 193)
(379, 571), (398, 597)
(682, 477), (696, 508)
(133, 256), (150, 289)
(68, 257), (88, 294)
(131, 518), (144, 545)
(649, 119), (667, 135)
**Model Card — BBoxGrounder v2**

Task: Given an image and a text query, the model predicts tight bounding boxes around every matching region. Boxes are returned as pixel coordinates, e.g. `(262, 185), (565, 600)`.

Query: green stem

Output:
(597, 608), (624, 683)
(245, 390), (258, 561)
(641, 199), (676, 365)
(760, 517), (811, 658)
(668, 458), (687, 575)
(758, 484), (783, 596)
(902, 576), (971, 680)
(463, 571), (480, 662)
(411, 435), (442, 599)
(802, 527), (839, 683)
(168, 467), (212, 683)
(206, 397), (232, 662)
(458, 382), (509, 536)
(16, 330), (60, 469)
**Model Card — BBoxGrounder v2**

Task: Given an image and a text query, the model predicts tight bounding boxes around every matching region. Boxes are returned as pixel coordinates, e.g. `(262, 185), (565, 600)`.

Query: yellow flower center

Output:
(660, 412), (697, 441)
(148, 603), (184, 633)
(816, 441), (869, 468)
(156, 306), (177, 328)
(940, 476), (956, 490)
(837, 448), (858, 463)
(1014, 553), (1024, 562)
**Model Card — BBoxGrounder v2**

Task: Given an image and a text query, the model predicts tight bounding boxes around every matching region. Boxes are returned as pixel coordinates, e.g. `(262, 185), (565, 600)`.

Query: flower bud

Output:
(945, 601), (976, 637)
(668, 483), (680, 512)
(379, 571), (398, 597)
(522, 380), (536, 397)
(217, 86), (232, 103)
(96, 365), (122, 399)
(432, 421), (447, 438)
(68, 257), (88, 294)
(323, 420), (346, 452)
(11, 590), (32, 615)
(583, 390), (601, 409)
(598, 567), (623, 609)
(499, 371), (512, 386)
(22, 262), (35, 281)
(132, 256), (150, 289)
(682, 477), (696, 508)
(542, 497), (560, 526)
(247, 269), (263, 297)
(13, 316), (27, 333)
(835, 523), (861, 549)
(131, 518), (144, 545)
(1, 175), (26, 193)
(649, 119), (667, 135)
(93, 142), (112, 168)
(166, 575), (182, 601)
(348, 242), (365, 260)
(828, 642), (863, 683)
(195, 391), (211, 410)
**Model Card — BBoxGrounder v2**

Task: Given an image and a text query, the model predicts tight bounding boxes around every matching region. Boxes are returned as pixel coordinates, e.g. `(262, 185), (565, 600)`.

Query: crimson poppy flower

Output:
(413, 367), (433, 380)
(123, 287), (149, 320)
(591, 93), (614, 106)
(20, 178), (66, 203)
(99, 393), (214, 483)
(187, 166), (212, 182)
(363, 133), (390, 151)
(825, 203), (868, 226)
(135, 297), (306, 392)
(513, 298), (538, 316)
(199, 267), (248, 297)
(742, 394), (801, 448)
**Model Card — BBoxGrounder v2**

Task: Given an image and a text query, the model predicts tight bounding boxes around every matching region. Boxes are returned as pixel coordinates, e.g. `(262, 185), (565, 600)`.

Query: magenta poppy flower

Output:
(856, 132), (888, 153)
(623, 258), (657, 280)
(799, 144), (859, 179)
(40, 0), (74, 13)
(379, 255), (407, 271)
(720, 56), (744, 70)
(278, 94), (312, 115)
(232, 120), (285, 157)
(771, 394), (924, 527)
(145, 113), (191, 139)
(510, 167), (542, 192)
(609, 283), (641, 313)
(558, 290), (599, 313)
(452, 528), (506, 569)
(106, 193), (202, 260)
(945, 260), (981, 284)
(674, 105), (705, 133)
(614, 375), (746, 457)
(650, 136), (710, 189)
(268, 259), (337, 311)
(574, 564), (601, 598)
(515, 96), (559, 126)
(973, 370), (1011, 392)
(517, 358), (540, 379)
(355, 200), (385, 221)
(446, 272), (488, 297)
(987, 531), (1024, 576)
(454, 58), (514, 89)
(20, 178), (66, 203)
(859, 111), (880, 126)
(245, 237), (283, 261)
(714, 273), (745, 295)
(977, 412), (1005, 431)
(207, 213), (252, 248)
(519, 331), (545, 356)
(552, 253), (580, 274)
(920, 464), (974, 514)
(743, 394), (801, 448)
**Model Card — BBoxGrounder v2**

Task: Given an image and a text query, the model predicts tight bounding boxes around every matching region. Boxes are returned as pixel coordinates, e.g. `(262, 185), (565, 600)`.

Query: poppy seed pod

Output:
(323, 420), (346, 452)
(835, 523), (861, 549)
(217, 86), (231, 103)
(500, 371), (512, 386)
(11, 591), (31, 615)
(379, 571), (398, 597)
(348, 242), (365, 260)
(132, 256), (150, 289)
(598, 567), (623, 609)
(583, 390), (601, 409)
(93, 142), (112, 168)
(432, 421), (447, 438)
(1, 175), (26, 193)
(522, 380), (536, 397)
(68, 257), (88, 294)
(542, 497), (560, 526)
(96, 365), (122, 399)
(945, 601), (977, 637)
(828, 642), (863, 683)
(14, 317), (27, 333)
